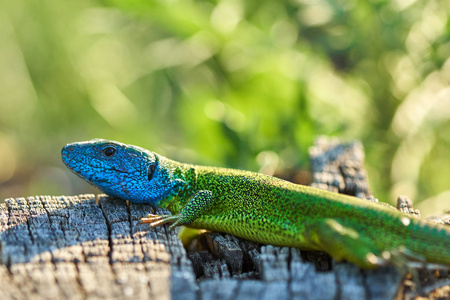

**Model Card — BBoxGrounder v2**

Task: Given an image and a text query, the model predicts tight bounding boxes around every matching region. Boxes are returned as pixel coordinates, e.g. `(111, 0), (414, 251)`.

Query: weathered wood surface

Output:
(0, 137), (448, 300)
(0, 195), (196, 300)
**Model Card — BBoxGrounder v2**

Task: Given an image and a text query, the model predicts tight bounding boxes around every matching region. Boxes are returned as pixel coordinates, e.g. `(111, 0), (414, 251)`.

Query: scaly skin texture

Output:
(61, 139), (450, 269)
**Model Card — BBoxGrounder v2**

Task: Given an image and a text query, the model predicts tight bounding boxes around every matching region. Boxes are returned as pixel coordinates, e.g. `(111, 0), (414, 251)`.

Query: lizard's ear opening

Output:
(148, 164), (156, 181)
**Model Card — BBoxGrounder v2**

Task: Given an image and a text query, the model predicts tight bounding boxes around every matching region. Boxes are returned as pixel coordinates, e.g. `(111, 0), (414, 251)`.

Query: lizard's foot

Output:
(385, 247), (450, 270)
(140, 190), (215, 231)
(365, 248), (418, 269)
(140, 214), (179, 228)
(365, 252), (389, 267)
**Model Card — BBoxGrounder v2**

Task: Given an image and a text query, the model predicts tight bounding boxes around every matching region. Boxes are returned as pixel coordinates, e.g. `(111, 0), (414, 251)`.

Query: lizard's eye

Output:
(148, 164), (156, 181)
(103, 147), (116, 157)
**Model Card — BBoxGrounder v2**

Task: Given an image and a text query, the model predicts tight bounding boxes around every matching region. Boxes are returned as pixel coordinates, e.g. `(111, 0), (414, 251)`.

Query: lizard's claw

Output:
(365, 252), (389, 267)
(140, 214), (179, 228)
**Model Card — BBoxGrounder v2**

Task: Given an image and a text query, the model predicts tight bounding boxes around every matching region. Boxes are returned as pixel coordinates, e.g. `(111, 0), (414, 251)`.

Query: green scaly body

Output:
(62, 140), (450, 268)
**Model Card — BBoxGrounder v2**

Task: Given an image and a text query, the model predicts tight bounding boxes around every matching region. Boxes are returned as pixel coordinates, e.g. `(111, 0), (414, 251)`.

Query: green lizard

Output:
(61, 139), (450, 269)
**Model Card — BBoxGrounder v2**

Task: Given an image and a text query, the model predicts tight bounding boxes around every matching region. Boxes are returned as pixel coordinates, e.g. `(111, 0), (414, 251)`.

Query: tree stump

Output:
(0, 137), (448, 299)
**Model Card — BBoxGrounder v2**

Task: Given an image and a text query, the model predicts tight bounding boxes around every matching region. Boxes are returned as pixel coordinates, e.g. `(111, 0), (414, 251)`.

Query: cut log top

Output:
(0, 137), (448, 300)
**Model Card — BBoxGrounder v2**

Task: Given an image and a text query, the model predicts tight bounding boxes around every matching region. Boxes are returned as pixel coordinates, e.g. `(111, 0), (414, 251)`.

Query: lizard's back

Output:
(184, 165), (450, 265)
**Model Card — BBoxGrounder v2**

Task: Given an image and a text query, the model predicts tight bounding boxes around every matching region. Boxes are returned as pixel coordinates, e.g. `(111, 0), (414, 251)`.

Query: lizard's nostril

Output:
(69, 146), (75, 152)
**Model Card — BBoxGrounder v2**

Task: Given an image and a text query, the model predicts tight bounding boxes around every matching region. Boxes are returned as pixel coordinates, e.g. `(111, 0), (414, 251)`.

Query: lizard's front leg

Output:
(141, 190), (215, 231)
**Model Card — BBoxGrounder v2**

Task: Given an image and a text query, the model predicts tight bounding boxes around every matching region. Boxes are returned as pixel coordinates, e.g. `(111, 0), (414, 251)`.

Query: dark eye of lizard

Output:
(103, 147), (116, 157)
(148, 164), (156, 181)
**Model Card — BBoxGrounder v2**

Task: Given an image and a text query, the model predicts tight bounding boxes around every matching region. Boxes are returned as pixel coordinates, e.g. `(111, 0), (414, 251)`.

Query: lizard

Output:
(61, 139), (450, 269)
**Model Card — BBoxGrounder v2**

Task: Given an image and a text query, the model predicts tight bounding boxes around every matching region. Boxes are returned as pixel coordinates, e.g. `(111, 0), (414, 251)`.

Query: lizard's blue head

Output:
(61, 139), (180, 205)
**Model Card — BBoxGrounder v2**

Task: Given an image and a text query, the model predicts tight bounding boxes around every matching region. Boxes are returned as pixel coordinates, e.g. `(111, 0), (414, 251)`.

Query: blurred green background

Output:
(0, 0), (449, 216)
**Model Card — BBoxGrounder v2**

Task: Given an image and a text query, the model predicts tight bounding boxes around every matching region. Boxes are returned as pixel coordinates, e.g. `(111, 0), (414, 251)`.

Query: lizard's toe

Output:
(140, 214), (179, 228)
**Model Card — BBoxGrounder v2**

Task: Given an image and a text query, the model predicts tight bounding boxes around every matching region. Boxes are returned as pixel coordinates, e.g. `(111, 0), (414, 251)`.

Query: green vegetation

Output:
(0, 0), (449, 216)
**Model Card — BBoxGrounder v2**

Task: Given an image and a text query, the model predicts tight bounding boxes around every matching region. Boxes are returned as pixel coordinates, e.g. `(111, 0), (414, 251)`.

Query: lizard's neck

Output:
(155, 158), (197, 211)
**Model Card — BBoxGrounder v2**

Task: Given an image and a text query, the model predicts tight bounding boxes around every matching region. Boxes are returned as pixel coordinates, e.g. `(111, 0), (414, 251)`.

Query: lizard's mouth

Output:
(61, 150), (78, 172)
(61, 148), (87, 173)
(62, 154), (130, 176)
(61, 145), (78, 167)
(62, 145), (134, 189)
